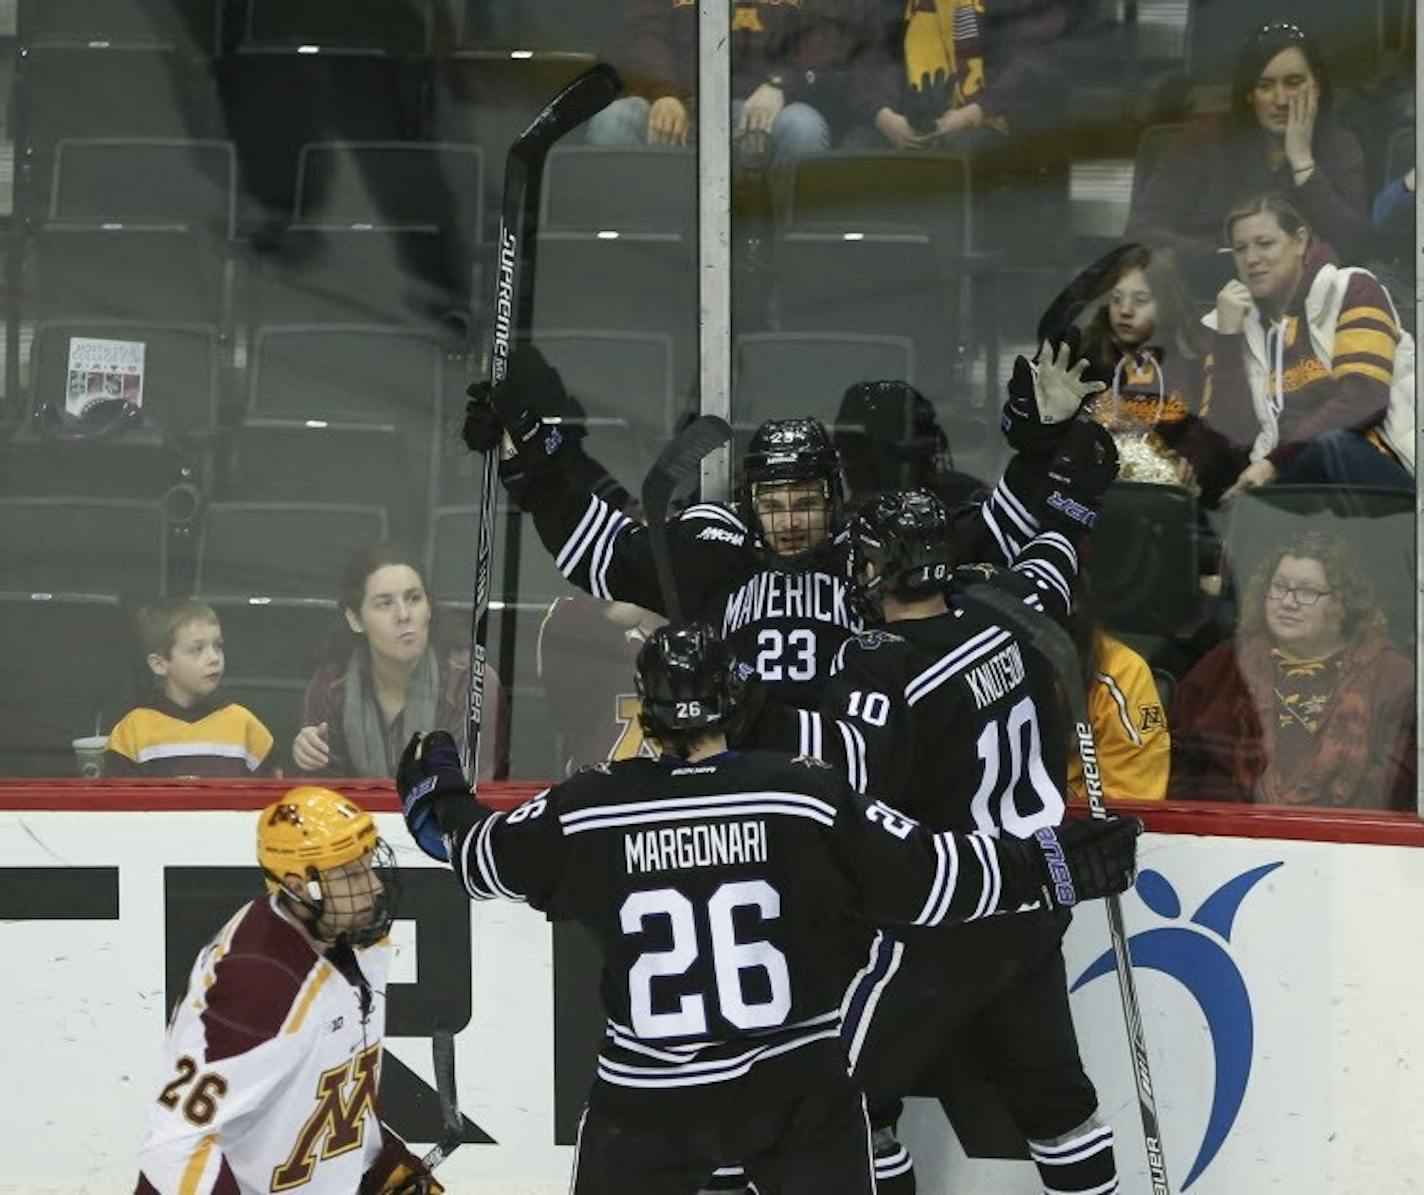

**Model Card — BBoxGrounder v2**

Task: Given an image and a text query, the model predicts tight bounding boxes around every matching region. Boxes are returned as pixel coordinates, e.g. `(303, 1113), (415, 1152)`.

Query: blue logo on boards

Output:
(1070, 862), (1283, 1189)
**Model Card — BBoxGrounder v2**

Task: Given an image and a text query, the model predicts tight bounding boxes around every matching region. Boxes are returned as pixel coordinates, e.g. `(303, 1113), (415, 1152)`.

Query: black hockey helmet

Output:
(833, 380), (951, 498)
(738, 417), (844, 557)
(635, 622), (749, 744)
(847, 488), (958, 604)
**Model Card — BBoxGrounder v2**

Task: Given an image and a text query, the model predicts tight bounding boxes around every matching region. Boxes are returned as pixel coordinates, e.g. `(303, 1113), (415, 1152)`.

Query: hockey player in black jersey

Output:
(460, 339), (1105, 707)
(739, 474), (1128, 1195)
(396, 622), (1141, 1194)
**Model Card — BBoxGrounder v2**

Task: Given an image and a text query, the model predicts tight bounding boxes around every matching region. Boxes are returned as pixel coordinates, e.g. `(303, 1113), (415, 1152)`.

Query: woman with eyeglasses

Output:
(1168, 532), (1414, 809)
(1126, 22), (1369, 285)
(1206, 192), (1414, 498)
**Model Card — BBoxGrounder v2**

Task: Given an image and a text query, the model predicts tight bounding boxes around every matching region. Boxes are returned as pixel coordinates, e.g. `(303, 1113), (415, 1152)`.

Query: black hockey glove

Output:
(1029, 816), (1142, 908)
(904, 69), (952, 135)
(1000, 329), (1106, 455)
(462, 344), (571, 478)
(396, 731), (470, 863)
(1039, 418), (1119, 536)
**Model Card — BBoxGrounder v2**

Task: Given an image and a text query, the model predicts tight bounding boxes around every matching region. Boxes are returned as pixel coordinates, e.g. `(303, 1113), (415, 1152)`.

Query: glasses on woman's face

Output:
(1267, 581), (1333, 606)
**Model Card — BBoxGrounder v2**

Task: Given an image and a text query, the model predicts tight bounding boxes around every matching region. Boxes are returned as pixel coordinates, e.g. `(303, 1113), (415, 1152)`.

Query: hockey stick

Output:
(420, 1029), (464, 1174)
(963, 582), (1172, 1195)
(464, 63), (623, 778)
(640, 415), (734, 621)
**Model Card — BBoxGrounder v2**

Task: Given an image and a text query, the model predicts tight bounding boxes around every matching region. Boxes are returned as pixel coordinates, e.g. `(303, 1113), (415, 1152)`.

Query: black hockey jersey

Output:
(744, 528), (1080, 840)
(515, 455), (1056, 706)
(433, 751), (1053, 1091)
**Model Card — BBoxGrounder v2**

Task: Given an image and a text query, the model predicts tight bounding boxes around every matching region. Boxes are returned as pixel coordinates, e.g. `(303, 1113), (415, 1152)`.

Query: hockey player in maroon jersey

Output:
(136, 786), (440, 1194)
(396, 623), (1141, 1193)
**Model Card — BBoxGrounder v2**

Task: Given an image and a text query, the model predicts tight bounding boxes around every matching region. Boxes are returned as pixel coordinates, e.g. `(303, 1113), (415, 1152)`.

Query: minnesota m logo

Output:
(272, 1043), (381, 1190)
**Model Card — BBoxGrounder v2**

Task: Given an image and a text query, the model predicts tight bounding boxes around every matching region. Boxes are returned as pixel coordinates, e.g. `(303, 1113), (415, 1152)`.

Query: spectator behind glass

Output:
(1372, 165), (1415, 235)
(1169, 532), (1414, 809)
(292, 545), (509, 780)
(106, 599), (274, 777)
(831, 379), (979, 504)
(589, 0), (879, 168)
(1066, 570), (1170, 802)
(537, 596), (666, 775)
(850, 0), (1068, 151)
(1126, 22), (1369, 288)
(1205, 194), (1415, 498)
(1046, 243), (1246, 507)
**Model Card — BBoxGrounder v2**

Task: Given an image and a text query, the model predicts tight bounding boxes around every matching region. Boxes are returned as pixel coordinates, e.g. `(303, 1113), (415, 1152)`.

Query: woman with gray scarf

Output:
(293, 544), (509, 780)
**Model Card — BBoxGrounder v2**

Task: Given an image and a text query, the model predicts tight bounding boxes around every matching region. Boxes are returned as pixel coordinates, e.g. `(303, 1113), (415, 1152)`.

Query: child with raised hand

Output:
(1040, 242), (1248, 507)
(105, 599), (274, 777)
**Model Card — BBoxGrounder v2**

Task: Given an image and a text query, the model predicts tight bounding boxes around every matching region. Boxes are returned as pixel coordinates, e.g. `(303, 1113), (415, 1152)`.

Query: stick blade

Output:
(517, 62), (623, 152)
(641, 415), (733, 513)
(640, 415), (732, 623)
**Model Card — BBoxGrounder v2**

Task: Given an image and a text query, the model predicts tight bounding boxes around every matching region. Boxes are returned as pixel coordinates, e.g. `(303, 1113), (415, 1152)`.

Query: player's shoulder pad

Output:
(850, 628), (905, 651)
(831, 627), (906, 674)
(675, 502), (750, 546)
(558, 757), (654, 809)
(758, 751), (845, 812)
(956, 562), (1039, 603)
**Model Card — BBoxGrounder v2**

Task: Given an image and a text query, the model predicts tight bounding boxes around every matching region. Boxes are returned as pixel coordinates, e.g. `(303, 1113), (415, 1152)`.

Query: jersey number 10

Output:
(969, 695), (1064, 837)
(620, 880), (791, 1039)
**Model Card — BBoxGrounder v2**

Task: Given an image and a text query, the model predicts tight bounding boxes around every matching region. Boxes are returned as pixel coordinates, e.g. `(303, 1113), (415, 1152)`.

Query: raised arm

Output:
(462, 346), (745, 615)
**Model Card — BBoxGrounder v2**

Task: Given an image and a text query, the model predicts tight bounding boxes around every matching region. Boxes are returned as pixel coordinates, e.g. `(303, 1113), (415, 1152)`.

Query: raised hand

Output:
(1284, 81), (1318, 177)
(395, 731), (469, 862)
(1214, 280), (1255, 335)
(1031, 337), (1107, 426)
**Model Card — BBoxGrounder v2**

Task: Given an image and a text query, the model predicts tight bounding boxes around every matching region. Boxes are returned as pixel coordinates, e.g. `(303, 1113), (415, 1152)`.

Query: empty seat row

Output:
(9, 44), (591, 222)
(30, 140), (971, 243)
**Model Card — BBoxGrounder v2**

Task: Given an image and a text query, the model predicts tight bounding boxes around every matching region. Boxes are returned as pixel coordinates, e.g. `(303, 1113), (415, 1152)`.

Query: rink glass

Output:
(0, 0), (1413, 823)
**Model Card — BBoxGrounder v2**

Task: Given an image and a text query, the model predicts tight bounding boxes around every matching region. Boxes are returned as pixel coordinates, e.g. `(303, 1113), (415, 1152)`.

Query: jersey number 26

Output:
(620, 880), (791, 1039)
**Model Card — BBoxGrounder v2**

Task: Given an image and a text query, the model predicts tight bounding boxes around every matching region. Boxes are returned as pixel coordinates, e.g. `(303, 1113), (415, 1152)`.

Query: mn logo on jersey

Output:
(1139, 704), (1165, 732)
(271, 1043), (380, 1190)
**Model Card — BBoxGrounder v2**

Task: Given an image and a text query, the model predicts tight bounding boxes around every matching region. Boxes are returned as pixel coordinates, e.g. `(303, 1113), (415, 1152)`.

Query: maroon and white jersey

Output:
(136, 897), (390, 1194)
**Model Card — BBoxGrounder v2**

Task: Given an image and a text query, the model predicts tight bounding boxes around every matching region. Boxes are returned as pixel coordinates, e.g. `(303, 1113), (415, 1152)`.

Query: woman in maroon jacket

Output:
(1169, 531), (1414, 809)
(292, 544), (508, 781)
(1126, 23), (1368, 290)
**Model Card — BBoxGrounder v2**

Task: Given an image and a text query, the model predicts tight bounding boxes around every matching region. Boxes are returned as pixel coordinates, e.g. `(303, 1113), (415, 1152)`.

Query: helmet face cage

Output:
(281, 840), (398, 949)
(635, 623), (747, 745)
(751, 478), (834, 559)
